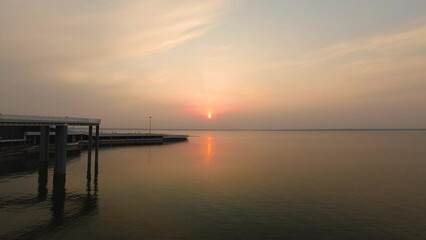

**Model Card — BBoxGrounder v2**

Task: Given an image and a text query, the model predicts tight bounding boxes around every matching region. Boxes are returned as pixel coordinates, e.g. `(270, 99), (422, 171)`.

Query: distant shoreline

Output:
(97, 128), (426, 132)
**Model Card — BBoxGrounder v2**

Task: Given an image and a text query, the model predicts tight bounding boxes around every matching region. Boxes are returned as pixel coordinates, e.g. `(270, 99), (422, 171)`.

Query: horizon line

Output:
(93, 128), (426, 132)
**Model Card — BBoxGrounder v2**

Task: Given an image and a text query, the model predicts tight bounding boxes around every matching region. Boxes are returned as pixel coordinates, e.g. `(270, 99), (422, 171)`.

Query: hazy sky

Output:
(1, 0), (426, 129)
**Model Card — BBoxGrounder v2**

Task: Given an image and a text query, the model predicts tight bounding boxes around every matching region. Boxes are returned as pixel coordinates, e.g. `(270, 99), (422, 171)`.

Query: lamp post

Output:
(149, 116), (152, 134)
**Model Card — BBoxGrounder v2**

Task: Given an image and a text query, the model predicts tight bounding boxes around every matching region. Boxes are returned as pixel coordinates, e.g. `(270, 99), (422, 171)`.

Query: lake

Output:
(1, 131), (426, 239)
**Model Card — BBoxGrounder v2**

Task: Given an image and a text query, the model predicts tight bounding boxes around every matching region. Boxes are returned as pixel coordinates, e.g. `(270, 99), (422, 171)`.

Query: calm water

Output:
(1, 131), (426, 239)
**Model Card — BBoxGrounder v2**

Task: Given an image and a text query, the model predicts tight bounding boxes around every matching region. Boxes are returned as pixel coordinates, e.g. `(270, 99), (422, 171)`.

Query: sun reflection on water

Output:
(204, 136), (213, 166)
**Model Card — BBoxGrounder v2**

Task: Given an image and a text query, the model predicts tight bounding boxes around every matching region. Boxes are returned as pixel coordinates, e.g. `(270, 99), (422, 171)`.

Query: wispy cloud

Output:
(0, 0), (228, 123)
(267, 25), (426, 72)
(1, 1), (425, 128)
(258, 25), (426, 102)
(223, 23), (426, 128)
(0, 0), (226, 81)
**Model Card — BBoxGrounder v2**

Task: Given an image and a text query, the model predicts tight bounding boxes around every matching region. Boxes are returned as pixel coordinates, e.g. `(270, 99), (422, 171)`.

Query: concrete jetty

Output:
(82, 132), (188, 146)
(0, 114), (101, 177)
(0, 114), (188, 162)
(0, 113), (189, 224)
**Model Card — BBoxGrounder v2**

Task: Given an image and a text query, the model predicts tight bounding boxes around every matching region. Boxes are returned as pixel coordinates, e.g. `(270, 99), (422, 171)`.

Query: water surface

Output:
(1, 131), (426, 239)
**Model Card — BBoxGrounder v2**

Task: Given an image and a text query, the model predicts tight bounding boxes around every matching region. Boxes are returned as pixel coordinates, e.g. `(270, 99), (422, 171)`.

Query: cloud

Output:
(1, 1), (425, 128)
(236, 24), (426, 128)
(260, 24), (426, 99)
(0, 0), (226, 81)
(0, 0), (228, 124)
(265, 25), (426, 71)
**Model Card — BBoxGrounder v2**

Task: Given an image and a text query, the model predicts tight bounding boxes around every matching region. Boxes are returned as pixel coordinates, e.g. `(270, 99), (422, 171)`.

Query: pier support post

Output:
(53, 125), (67, 221)
(39, 126), (50, 164)
(38, 126), (50, 201)
(54, 125), (67, 176)
(88, 126), (93, 156)
(87, 126), (93, 178)
(95, 126), (99, 158)
(95, 125), (99, 175)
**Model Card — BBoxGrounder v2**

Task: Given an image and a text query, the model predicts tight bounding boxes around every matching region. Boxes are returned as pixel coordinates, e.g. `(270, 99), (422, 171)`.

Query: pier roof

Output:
(0, 114), (101, 126)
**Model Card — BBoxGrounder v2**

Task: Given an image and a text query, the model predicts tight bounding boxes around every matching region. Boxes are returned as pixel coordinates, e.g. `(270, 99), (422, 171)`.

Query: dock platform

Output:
(85, 132), (188, 146)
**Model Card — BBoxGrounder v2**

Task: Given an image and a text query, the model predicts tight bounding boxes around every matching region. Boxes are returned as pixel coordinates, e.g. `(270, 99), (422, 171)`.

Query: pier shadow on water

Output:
(0, 153), (99, 240)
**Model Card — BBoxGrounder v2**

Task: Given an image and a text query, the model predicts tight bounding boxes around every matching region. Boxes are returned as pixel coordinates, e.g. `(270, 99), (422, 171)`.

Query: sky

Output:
(1, 0), (426, 129)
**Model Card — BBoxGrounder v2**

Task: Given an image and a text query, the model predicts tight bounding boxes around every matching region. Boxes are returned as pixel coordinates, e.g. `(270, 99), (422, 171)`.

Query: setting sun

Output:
(207, 113), (212, 119)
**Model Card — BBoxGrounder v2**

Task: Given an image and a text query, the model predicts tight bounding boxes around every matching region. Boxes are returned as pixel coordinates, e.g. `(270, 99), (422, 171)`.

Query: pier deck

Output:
(0, 114), (100, 126)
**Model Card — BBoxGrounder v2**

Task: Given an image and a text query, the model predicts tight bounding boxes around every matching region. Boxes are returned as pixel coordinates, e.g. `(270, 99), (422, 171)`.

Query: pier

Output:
(0, 114), (189, 169)
(0, 114), (189, 234)
(81, 132), (188, 146)
(0, 114), (101, 182)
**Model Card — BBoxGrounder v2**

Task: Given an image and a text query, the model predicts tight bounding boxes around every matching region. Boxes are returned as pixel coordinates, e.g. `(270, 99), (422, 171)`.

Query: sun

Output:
(207, 113), (212, 119)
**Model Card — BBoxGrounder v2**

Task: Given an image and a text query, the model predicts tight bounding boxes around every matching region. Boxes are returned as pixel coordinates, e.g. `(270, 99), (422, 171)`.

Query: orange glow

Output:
(206, 138), (212, 156)
(204, 136), (212, 166)
(183, 94), (247, 120)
